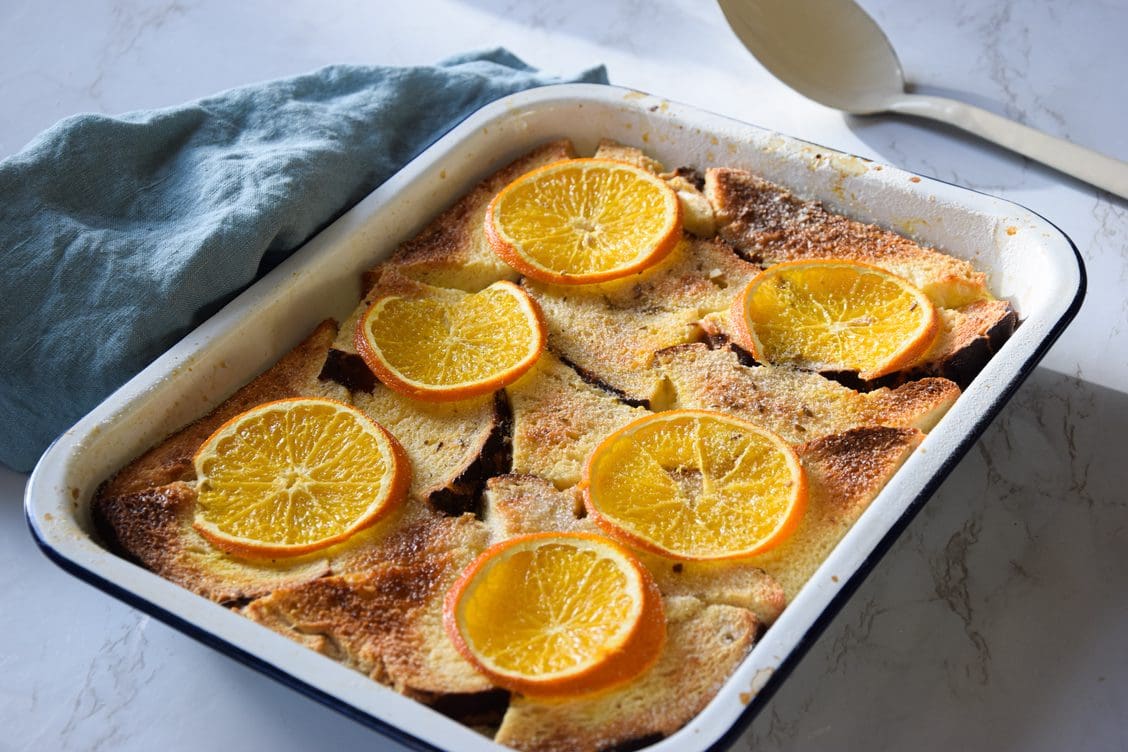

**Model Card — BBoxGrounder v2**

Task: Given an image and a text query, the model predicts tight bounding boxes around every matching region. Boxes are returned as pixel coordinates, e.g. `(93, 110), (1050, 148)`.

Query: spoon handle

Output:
(888, 94), (1128, 200)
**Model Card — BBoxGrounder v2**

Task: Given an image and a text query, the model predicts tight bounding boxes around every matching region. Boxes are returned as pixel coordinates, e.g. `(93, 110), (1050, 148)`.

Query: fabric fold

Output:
(0, 49), (608, 471)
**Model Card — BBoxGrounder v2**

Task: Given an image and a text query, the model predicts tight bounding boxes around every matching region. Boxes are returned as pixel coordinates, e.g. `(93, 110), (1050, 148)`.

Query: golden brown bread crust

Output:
(698, 298), (1018, 389)
(494, 596), (758, 752)
(867, 376), (962, 433)
(99, 320), (346, 499)
(638, 553), (785, 628)
(91, 321), (350, 601)
(352, 387), (505, 512)
(382, 139), (575, 292)
(92, 481), (330, 602)
(905, 298), (1019, 386)
(523, 238), (760, 405)
(747, 426), (923, 599)
(244, 508), (493, 697)
(482, 473), (587, 540)
(705, 167), (990, 308)
(506, 353), (645, 489)
(657, 343), (959, 443)
(593, 139), (666, 174)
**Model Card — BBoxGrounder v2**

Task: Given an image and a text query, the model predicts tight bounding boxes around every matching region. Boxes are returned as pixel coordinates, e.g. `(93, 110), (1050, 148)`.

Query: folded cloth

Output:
(0, 49), (607, 472)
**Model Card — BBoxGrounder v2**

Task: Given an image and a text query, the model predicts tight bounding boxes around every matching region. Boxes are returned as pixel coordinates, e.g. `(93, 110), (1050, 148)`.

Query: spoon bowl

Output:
(718, 0), (1128, 198)
(718, 0), (904, 114)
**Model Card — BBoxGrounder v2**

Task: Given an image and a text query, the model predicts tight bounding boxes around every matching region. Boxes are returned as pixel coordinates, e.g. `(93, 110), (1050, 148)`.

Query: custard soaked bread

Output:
(245, 508), (495, 697)
(506, 352), (645, 488)
(495, 596), (759, 752)
(657, 343), (959, 441)
(93, 138), (1013, 751)
(93, 322), (347, 602)
(705, 167), (988, 308)
(524, 237), (761, 405)
(705, 166), (1017, 384)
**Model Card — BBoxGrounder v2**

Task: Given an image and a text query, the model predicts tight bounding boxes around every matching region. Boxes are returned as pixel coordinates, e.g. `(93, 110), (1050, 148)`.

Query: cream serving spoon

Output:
(717, 0), (1128, 200)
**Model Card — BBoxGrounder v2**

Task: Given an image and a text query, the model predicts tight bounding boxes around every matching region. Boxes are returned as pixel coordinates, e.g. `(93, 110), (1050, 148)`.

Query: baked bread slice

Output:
(905, 298), (1018, 386)
(705, 166), (990, 308)
(482, 473), (786, 627)
(747, 426), (923, 599)
(524, 238), (760, 405)
(506, 352), (646, 489)
(92, 321), (349, 602)
(696, 274), (1017, 388)
(592, 139), (666, 174)
(381, 139), (575, 292)
(93, 481), (331, 603)
(494, 595), (759, 752)
(481, 473), (586, 540)
(98, 320), (348, 499)
(243, 507), (494, 698)
(323, 269), (509, 512)
(352, 388), (506, 514)
(657, 343), (959, 442)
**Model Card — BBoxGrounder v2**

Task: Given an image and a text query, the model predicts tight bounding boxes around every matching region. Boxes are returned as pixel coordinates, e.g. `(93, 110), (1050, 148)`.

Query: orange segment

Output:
(444, 532), (665, 698)
(485, 158), (682, 285)
(355, 280), (545, 401)
(582, 410), (806, 560)
(193, 398), (409, 558)
(732, 259), (939, 380)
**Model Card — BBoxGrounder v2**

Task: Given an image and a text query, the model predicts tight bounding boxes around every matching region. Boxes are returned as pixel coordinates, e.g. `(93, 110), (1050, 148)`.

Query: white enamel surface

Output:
(4, 3), (1127, 752)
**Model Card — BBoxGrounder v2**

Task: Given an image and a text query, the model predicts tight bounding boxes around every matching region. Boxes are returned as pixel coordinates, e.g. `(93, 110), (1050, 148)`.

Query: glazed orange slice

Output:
(355, 280), (545, 401)
(732, 259), (939, 379)
(582, 410), (806, 560)
(444, 532), (665, 698)
(193, 398), (409, 558)
(485, 158), (682, 285)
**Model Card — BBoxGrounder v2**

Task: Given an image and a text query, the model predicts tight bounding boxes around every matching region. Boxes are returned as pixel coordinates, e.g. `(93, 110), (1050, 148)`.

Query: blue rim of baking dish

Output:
(24, 105), (1087, 752)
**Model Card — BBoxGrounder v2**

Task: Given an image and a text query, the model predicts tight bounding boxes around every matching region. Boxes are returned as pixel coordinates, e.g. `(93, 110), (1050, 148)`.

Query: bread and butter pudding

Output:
(93, 138), (1016, 751)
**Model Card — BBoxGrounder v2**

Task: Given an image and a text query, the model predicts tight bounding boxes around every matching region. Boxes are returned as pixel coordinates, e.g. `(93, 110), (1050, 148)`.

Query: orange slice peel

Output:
(485, 158), (682, 285)
(582, 409), (807, 561)
(192, 397), (409, 558)
(444, 532), (666, 698)
(355, 279), (545, 401)
(731, 259), (939, 380)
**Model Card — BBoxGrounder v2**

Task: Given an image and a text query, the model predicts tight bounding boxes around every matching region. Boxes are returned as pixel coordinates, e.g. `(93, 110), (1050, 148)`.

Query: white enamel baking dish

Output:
(26, 84), (1084, 752)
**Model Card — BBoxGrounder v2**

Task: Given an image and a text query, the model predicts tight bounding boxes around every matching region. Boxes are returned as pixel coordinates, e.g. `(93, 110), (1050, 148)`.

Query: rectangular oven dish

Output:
(26, 84), (1084, 752)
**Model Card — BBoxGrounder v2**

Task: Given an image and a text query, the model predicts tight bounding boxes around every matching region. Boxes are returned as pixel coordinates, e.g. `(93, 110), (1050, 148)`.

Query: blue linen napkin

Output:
(0, 49), (607, 472)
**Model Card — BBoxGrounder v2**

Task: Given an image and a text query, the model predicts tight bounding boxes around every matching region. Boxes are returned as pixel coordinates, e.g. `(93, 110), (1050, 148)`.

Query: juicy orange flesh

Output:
(461, 542), (637, 677)
(746, 264), (929, 373)
(495, 164), (672, 276)
(367, 286), (537, 387)
(196, 403), (389, 545)
(590, 415), (796, 557)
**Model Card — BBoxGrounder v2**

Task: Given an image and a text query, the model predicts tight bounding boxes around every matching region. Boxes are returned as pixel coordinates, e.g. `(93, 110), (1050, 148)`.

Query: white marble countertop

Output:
(2, 1), (1126, 750)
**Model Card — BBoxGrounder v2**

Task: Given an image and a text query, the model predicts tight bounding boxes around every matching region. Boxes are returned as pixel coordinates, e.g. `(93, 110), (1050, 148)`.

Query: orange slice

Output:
(193, 398), (408, 558)
(444, 532), (665, 698)
(582, 410), (806, 560)
(355, 280), (545, 401)
(732, 259), (939, 379)
(485, 158), (682, 285)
